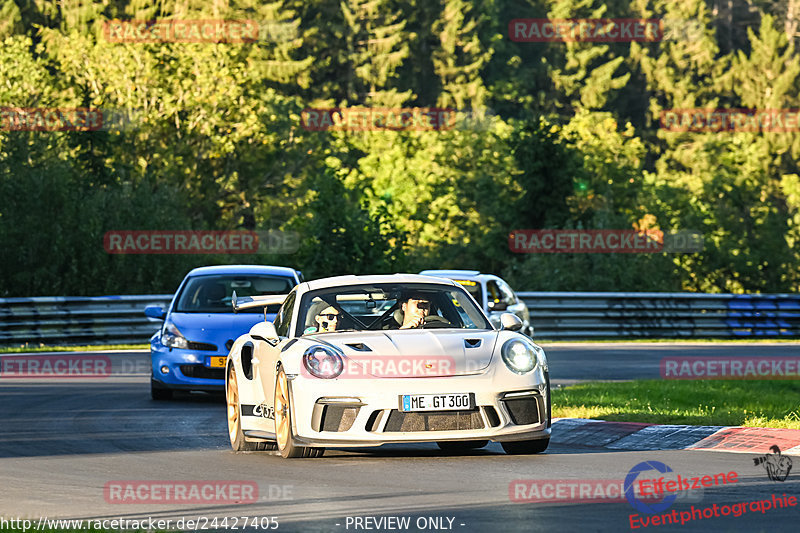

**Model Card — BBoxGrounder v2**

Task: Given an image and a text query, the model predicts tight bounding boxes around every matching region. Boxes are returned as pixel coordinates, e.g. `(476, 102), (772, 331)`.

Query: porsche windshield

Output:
(452, 279), (483, 305)
(296, 283), (492, 335)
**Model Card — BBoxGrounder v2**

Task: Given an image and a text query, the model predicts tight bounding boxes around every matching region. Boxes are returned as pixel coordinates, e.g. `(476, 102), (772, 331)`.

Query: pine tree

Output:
(340, 0), (413, 106)
(0, 0), (23, 38)
(431, 0), (492, 109)
(545, 0), (631, 110)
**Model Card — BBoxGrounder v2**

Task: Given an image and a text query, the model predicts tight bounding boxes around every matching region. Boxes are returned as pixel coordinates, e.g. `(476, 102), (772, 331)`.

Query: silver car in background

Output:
(419, 270), (533, 337)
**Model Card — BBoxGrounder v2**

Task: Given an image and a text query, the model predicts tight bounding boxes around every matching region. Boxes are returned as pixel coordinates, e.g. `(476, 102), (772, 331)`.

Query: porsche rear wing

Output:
(232, 291), (287, 313)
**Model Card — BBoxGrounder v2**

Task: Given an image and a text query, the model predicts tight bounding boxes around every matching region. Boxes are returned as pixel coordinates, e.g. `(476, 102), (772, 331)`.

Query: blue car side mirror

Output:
(144, 305), (166, 320)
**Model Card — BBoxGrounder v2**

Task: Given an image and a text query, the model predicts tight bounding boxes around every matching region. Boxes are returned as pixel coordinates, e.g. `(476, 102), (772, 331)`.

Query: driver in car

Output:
(399, 297), (431, 329)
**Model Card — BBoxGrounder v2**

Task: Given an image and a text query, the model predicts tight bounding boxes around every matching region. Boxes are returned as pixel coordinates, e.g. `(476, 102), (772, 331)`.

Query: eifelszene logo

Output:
(625, 460), (738, 516)
(625, 461), (678, 514)
(754, 445), (793, 482)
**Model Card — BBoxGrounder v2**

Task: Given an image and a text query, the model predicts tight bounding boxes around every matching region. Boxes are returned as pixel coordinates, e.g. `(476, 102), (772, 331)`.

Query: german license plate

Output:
(206, 356), (226, 368)
(400, 393), (474, 412)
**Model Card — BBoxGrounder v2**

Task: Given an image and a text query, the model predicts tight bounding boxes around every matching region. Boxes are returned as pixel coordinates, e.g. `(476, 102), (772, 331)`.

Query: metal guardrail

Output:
(1, 292), (799, 346)
(518, 292), (800, 339)
(0, 295), (172, 346)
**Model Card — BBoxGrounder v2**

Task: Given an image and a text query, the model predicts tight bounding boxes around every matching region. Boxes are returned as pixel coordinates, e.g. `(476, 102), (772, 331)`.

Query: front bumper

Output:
(284, 366), (551, 448)
(150, 342), (226, 390)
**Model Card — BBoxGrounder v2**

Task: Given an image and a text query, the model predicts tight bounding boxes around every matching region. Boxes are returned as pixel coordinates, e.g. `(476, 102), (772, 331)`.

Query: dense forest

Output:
(1, 0), (799, 296)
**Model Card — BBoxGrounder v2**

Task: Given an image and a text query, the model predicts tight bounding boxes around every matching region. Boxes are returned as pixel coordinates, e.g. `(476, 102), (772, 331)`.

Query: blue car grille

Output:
(179, 365), (225, 380)
(187, 341), (218, 352)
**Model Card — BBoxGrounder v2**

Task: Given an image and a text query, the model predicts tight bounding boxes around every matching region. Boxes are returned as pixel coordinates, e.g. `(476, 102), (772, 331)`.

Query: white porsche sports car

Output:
(225, 274), (551, 458)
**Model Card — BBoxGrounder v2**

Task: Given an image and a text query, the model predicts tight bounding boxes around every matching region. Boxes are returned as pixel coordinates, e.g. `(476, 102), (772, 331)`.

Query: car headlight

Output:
(501, 339), (546, 374)
(303, 345), (344, 379)
(162, 321), (188, 349)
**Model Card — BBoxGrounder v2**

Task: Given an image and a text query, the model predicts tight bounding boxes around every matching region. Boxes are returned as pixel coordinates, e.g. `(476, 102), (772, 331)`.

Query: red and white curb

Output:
(551, 418), (800, 455)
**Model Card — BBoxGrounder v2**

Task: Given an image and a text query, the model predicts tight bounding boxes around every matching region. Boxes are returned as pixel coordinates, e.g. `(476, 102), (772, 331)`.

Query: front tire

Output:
(150, 379), (173, 401)
(227, 364), (276, 451)
(501, 438), (549, 455)
(274, 367), (324, 458)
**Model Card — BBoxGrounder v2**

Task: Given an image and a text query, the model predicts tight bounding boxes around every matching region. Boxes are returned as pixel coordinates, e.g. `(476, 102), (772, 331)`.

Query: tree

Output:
(289, 167), (407, 278)
(432, 0), (492, 109)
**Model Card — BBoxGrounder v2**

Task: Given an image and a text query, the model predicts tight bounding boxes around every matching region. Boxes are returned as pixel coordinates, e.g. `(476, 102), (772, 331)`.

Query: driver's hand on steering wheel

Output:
(400, 314), (425, 329)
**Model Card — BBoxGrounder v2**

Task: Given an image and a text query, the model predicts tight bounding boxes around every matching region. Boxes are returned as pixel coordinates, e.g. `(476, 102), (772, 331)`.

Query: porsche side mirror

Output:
(144, 305), (166, 320)
(250, 321), (279, 343)
(499, 313), (523, 332)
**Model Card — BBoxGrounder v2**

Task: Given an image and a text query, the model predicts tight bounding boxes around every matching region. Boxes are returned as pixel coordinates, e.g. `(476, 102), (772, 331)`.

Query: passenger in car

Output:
(313, 305), (340, 332)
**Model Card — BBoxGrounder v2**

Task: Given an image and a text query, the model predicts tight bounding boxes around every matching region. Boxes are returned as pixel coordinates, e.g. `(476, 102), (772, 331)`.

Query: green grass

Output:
(0, 344), (148, 353)
(552, 379), (800, 428)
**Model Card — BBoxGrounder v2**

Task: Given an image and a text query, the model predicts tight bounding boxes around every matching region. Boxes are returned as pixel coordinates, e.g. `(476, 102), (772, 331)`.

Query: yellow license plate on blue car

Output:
(206, 356), (226, 368)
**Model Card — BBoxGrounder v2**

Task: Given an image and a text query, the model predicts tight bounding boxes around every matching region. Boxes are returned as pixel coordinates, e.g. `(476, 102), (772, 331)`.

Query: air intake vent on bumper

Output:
(346, 343), (372, 352)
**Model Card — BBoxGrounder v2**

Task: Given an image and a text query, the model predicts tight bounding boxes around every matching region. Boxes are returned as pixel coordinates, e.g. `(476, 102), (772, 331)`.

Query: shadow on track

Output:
(0, 381), (228, 458)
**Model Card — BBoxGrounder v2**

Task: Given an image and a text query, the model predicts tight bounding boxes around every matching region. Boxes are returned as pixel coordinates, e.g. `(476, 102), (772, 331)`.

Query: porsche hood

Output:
(305, 330), (499, 377)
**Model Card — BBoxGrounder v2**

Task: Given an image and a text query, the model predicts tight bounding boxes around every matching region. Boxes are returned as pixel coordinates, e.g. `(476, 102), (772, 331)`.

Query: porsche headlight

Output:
(303, 345), (344, 379)
(501, 339), (545, 374)
(162, 321), (188, 349)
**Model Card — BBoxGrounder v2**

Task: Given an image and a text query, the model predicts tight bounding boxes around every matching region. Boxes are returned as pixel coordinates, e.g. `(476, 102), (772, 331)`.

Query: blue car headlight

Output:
(501, 339), (546, 374)
(303, 345), (344, 379)
(162, 321), (189, 349)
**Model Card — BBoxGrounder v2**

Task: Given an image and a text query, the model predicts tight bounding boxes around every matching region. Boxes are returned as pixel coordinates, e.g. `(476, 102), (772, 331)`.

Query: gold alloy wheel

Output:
(227, 365), (240, 446)
(274, 369), (290, 451)
(274, 367), (323, 458)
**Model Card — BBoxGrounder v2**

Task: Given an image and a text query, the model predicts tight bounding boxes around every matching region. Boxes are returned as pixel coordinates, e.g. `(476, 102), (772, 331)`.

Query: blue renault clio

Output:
(144, 265), (302, 400)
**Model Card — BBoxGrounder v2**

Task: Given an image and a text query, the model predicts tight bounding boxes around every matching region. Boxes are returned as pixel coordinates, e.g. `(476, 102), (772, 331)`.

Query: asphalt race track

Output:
(544, 341), (800, 384)
(1, 343), (799, 533)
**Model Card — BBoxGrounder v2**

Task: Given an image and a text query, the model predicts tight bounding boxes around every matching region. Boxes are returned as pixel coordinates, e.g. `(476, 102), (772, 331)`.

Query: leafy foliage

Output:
(1, 0), (799, 295)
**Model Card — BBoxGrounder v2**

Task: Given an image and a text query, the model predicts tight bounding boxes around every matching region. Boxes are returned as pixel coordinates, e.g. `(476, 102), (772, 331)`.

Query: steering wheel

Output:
(422, 315), (451, 328)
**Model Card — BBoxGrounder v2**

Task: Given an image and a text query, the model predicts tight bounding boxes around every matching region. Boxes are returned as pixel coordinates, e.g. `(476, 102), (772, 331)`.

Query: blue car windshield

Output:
(175, 275), (294, 313)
